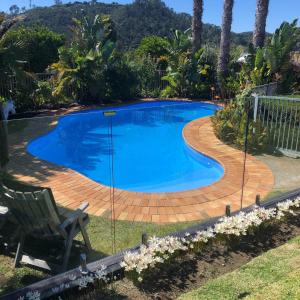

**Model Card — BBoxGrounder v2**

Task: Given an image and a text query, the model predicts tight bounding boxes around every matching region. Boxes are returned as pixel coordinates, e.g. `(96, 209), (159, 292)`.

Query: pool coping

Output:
(7, 103), (274, 224)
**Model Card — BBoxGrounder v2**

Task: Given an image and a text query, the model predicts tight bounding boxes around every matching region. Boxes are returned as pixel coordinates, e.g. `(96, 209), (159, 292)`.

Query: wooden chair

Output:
(0, 179), (92, 273)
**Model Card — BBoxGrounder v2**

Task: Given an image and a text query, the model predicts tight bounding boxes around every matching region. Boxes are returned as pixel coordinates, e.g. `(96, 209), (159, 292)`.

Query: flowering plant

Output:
(121, 197), (300, 282)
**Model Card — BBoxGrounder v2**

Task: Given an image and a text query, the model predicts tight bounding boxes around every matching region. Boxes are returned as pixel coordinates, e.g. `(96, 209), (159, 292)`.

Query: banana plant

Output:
(240, 20), (299, 87)
(265, 19), (299, 78)
(52, 12), (117, 101)
(162, 30), (216, 98)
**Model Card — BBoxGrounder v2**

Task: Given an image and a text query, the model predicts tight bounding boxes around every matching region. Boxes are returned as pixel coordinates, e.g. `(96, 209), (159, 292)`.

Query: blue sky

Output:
(1, 0), (299, 33)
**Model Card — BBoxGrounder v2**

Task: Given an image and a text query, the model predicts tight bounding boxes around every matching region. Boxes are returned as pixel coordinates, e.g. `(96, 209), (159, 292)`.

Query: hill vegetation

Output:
(19, 0), (253, 50)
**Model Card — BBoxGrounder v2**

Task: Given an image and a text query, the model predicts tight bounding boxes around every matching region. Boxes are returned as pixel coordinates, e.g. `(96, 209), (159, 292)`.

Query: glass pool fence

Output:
(0, 99), (281, 272)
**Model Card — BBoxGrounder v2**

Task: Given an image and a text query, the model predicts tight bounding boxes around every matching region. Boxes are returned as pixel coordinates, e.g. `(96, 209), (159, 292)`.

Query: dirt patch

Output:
(63, 213), (300, 300)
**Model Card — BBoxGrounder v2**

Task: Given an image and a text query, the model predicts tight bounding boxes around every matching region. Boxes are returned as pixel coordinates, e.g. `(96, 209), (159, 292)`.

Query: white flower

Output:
(95, 265), (108, 280)
(121, 197), (299, 278)
(26, 291), (41, 300)
(51, 287), (59, 294)
(77, 275), (95, 290)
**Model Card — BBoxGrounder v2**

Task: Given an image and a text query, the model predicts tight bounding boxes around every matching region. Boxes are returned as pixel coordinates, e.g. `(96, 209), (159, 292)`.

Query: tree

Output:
(52, 13), (118, 101)
(218, 0), (234, 80)
(241, 20), (299, 87)
(161, 29), (216, 98)
(192, 0), (203, 52)
(0, 14), (22, 169)
(253, 0), (270, 48)
(0, 13), (24, 70)
(135, 36), (169, 59)
(1, 26), (65, 73)
(9, 5), (20, 15)
(54, 0), (63, 5)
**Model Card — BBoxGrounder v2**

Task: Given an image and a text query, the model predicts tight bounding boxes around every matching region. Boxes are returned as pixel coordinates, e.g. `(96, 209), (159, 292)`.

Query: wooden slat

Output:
(15, 191), (35, 232)
(4, 191), (26, 227)
(41, 190), (61, 227)
(23, 192), (49, 235)
(35, 190), (64, 237)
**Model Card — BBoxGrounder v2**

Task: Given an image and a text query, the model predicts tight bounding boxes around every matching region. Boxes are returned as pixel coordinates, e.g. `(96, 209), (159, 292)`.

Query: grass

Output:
(85, 215), (196, 258)
(179, 235), (300, 300)
(0, 215), (196, 295)
(0, 256), (45, 295)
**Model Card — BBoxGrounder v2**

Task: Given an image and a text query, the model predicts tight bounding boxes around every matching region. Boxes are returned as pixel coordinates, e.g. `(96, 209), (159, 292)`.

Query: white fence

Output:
(253, 95), (300, 157)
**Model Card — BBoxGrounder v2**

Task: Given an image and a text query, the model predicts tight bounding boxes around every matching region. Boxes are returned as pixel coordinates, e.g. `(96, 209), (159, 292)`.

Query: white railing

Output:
(252, 94), (300, 157)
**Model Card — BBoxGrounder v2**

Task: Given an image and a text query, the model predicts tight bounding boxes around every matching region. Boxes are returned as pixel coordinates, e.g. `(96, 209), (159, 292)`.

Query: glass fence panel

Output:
(1, 99), (300, 296)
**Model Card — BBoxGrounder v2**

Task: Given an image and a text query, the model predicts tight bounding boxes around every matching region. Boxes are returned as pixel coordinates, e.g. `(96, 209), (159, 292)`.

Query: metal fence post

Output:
(252, 93), (259, 134)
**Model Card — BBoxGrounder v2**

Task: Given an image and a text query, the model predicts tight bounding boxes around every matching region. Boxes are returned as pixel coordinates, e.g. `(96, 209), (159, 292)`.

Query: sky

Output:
(1, 0), (299, 33)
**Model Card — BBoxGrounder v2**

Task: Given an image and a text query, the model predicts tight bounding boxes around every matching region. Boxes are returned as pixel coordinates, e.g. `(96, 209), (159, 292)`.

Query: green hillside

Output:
(19, 0), (253, 50)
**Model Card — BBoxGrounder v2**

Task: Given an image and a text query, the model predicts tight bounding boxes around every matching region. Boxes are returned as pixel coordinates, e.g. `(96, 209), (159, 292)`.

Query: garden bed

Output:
(72, 212), (300, 300)
(179, 235), (300, 300)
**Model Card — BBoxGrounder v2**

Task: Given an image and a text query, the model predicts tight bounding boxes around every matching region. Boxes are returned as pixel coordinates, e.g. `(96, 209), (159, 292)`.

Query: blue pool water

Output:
(27, 101), (224, 192)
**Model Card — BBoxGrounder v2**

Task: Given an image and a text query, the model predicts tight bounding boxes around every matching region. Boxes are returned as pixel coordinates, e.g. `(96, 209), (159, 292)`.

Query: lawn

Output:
(0, 213), (196, 295)
(179, 235), (300, 300)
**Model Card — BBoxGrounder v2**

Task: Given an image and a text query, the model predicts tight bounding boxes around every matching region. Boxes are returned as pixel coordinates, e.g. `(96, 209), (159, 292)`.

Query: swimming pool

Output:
(27, 101), (224, 192)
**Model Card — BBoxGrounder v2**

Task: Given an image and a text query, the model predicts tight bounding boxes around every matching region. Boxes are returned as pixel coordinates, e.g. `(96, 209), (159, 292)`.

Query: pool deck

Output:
(7, 111), (274, 224)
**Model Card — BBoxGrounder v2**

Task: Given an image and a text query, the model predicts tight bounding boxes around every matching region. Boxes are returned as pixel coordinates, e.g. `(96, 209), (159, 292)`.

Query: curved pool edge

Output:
(26, 100), (224, 193)
(8, 105), (274, 224)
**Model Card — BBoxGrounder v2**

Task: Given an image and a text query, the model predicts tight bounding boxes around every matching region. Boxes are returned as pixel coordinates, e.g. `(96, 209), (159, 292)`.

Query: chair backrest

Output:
(0, 181), (62, 238)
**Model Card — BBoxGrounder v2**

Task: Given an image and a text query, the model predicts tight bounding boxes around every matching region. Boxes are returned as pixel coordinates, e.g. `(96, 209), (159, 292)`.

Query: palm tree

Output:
(218, 0), (234, 79)
(253, 0), (270, 48)
(192, 0), (203, 52)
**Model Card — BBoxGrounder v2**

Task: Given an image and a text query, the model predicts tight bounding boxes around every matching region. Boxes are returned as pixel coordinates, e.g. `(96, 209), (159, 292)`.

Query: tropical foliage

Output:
(240, 20), (299, 90)
(135, 36), (169, 61)
(51, 12), (137, 102)
(1, 25), (64, 73)
(161, 29), (217, 98)
(212, 89), (268, 153)
(0, 13), (23, 72)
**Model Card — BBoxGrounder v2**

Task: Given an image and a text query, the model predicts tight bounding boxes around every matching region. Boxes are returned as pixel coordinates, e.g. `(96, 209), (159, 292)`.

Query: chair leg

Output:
(14, 233), (25, 268)
(61, 222), (76, 272)
(79, 217), (92, 251)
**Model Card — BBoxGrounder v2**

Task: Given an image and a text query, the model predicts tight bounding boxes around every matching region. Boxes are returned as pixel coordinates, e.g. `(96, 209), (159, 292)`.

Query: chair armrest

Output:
(0, 206), (9, 216)
(77, 202), (89, 212)
(59, 202), (89, 229)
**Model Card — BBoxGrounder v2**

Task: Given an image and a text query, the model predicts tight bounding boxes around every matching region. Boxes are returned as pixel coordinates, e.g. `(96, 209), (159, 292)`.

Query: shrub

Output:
(212, 91), (268, 153)
(130, 55), (162, 98)
(33, 81), (70, 107)
(1, 25), (64, 73)
(104, 59), (139, 100)
(135, 35), (170, 59)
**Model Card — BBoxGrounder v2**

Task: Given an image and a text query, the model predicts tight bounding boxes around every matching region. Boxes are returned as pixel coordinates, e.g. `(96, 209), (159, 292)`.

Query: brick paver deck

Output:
(7, 114), (274, 223)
